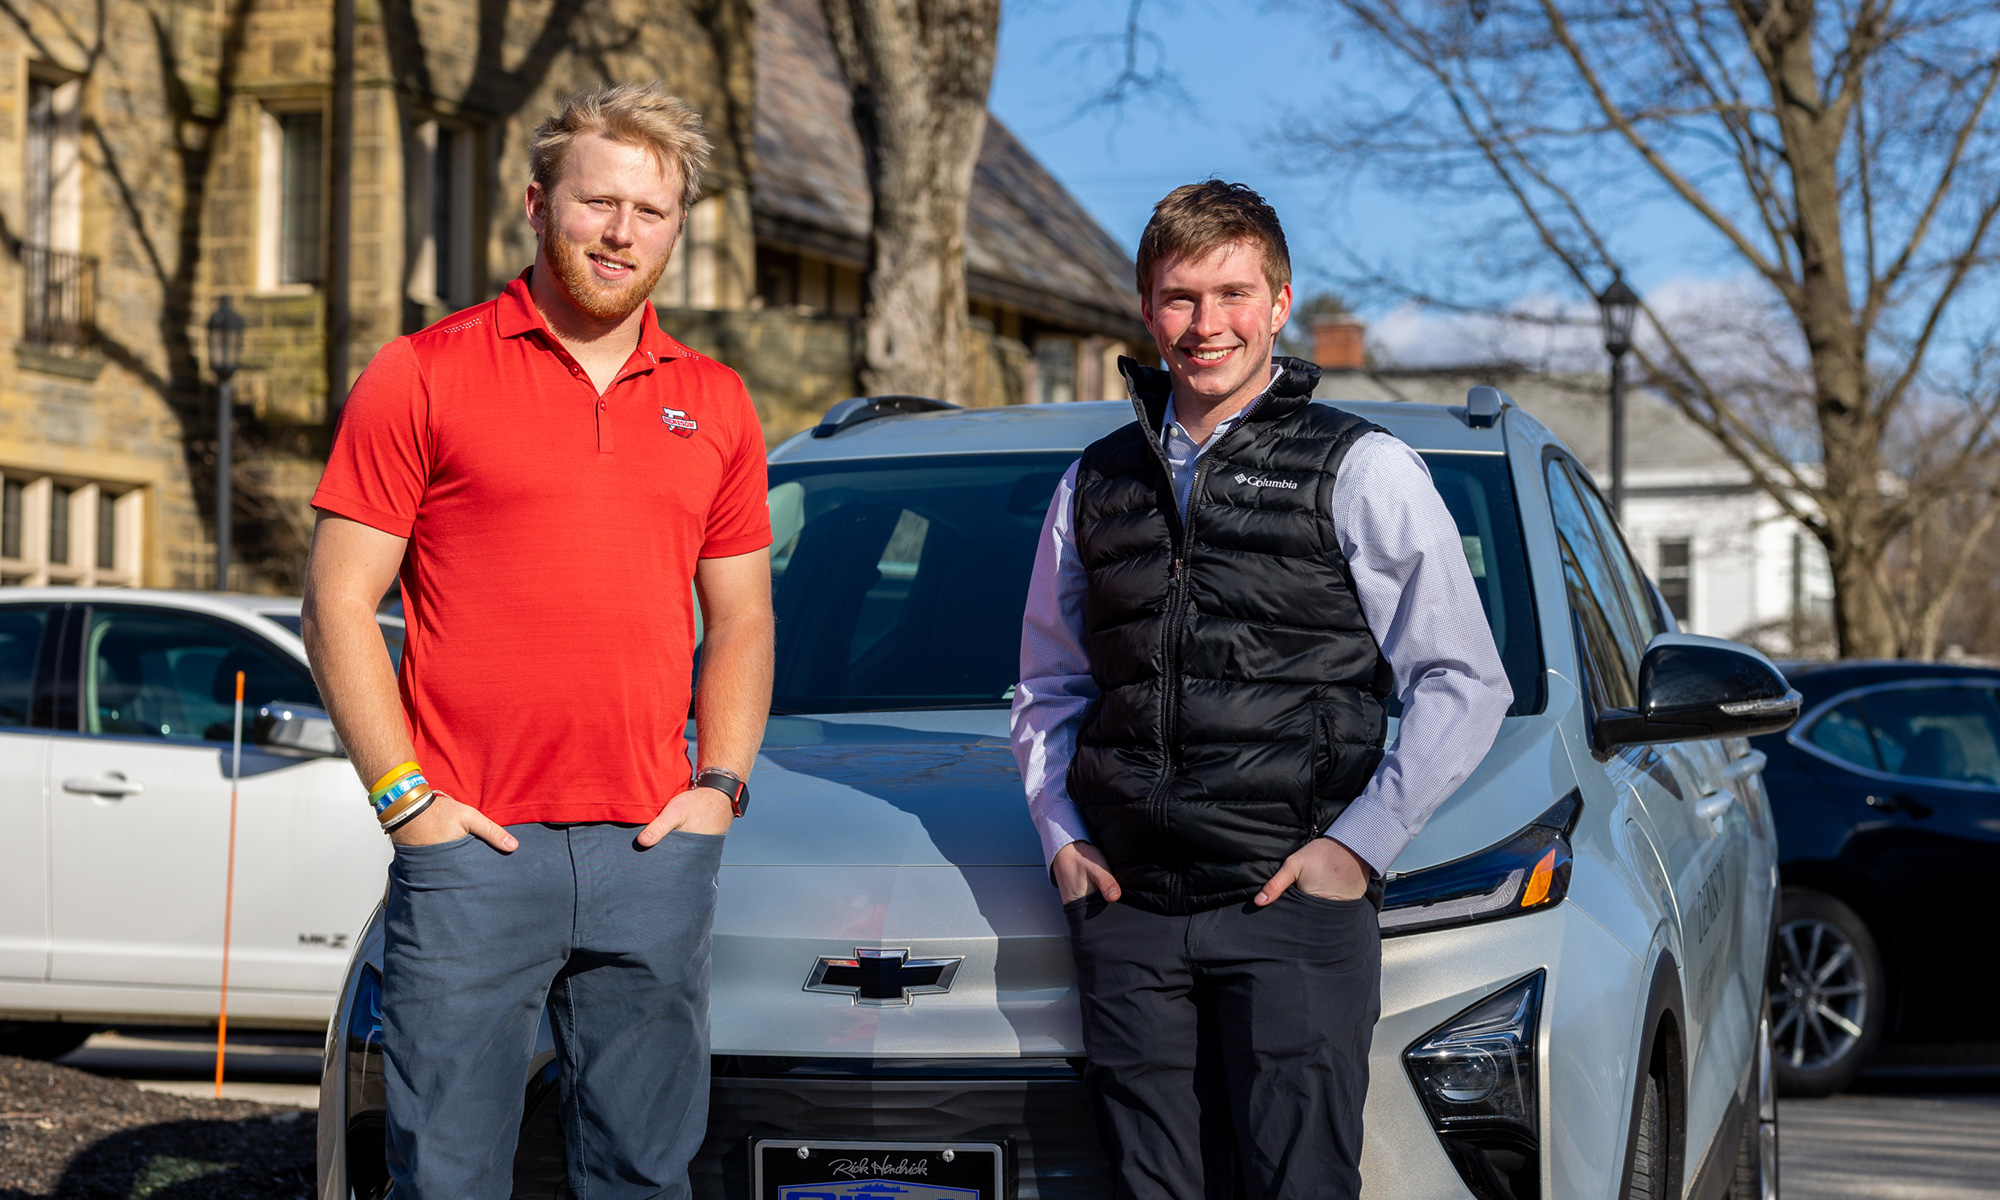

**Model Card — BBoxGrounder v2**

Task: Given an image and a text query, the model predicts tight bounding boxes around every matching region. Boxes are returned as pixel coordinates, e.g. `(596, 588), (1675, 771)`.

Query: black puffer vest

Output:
(1068, 356), (1393, 913)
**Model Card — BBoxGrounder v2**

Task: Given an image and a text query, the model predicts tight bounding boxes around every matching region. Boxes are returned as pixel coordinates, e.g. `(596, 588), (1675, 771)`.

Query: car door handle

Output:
(1720, 750), (1767, 783)
(1865, 792), (1932, 819)
(62, 774), (145, 798)
(1695, 790), (1734, 821)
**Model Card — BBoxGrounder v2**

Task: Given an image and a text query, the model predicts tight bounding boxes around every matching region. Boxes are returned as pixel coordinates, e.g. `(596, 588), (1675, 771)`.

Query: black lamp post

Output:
(1596, 273), (1640, 519)
(207, 296), (246, 591)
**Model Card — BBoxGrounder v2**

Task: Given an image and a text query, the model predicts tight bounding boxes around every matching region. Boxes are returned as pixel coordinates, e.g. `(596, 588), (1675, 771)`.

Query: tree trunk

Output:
(1749, 0), (1899, 658)
(822, 0), (1000, 404)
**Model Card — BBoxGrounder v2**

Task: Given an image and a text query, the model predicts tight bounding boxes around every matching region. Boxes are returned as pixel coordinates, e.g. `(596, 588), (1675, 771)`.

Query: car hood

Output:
(709, 709), (1565, 873)
(718, 712), (1040, 867)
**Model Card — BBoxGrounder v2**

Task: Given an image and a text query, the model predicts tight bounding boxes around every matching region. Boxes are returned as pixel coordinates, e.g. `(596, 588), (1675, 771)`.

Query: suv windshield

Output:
(766, 450), (1542, 715)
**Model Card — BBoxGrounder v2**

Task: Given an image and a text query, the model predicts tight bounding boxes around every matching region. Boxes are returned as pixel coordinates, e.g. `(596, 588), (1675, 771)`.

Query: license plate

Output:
(753, 1139), (1004, 1200)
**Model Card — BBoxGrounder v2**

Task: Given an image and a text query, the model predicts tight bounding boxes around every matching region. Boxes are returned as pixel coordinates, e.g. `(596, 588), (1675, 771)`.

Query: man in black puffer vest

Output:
(1011, 183), (1511, 1198)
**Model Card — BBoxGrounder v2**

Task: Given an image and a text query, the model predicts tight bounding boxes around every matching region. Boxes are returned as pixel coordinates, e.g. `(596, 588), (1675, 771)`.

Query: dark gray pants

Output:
(382, 822), (724, 1200)
(1065, 883), (1383, 1200)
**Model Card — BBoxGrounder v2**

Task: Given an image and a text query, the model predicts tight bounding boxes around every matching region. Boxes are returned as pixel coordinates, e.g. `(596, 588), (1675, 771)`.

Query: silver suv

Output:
(319, 388), (1791, 1200)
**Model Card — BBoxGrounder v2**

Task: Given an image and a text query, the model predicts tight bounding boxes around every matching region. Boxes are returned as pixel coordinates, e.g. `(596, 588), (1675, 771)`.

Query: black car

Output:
(1753, 659), (2000, 1094)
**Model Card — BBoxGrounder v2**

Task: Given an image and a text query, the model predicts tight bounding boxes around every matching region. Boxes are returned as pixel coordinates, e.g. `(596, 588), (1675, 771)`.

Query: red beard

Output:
(542, 223), (670, 320)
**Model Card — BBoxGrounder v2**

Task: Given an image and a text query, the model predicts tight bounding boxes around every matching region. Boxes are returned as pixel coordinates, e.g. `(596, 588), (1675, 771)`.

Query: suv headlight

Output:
(1404, 971), (1545, 1200)
(1380, 793), (1580, 936)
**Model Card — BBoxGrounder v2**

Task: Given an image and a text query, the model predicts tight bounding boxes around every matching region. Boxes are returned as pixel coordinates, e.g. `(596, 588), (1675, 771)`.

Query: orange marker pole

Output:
(215, 669), (245, 1099)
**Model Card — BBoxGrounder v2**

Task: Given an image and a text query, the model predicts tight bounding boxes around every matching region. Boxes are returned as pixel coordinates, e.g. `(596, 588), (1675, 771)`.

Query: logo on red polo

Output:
(661, 407), (699, 438)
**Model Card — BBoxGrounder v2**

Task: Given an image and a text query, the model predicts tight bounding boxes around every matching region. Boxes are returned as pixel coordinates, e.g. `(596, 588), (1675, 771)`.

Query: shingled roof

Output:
(754, 0), (1145, 339)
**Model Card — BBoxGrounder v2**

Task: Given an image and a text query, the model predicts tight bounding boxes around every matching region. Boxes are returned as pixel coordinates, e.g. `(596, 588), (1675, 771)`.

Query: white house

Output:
(1309, 319), (1835, 655)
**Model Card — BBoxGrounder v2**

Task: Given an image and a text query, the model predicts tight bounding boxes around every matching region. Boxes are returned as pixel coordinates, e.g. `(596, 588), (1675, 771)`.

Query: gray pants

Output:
(1065, 882), (1383, 1200)
(382, 822), (724, 1200)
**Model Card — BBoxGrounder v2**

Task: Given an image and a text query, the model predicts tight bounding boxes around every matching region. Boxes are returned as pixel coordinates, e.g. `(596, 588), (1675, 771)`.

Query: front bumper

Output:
(323, 894), (1647, 1200)
(696, 1058), (1105, 1200)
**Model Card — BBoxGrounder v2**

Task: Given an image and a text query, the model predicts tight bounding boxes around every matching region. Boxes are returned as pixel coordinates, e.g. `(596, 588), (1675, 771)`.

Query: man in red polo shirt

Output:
(301, 83), (773, 1199)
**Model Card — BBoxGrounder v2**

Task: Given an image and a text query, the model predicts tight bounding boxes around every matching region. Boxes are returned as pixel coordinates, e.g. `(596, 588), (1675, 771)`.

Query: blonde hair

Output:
(528, 82), (713, 212)
(1135, 180), (1291, 299)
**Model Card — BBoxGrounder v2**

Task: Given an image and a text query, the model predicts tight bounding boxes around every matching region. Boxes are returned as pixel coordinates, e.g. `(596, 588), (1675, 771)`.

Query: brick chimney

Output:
(1312, 314), (1366, 371)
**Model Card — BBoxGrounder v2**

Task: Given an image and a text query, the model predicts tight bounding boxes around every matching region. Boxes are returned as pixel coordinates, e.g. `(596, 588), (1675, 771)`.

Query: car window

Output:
(1407, 453), (1544, 717)
(1804, 701), (1879, 770)
(763, 450), (1546, 716)
(1545, 458), (1640, 708)
(1572, 464), (1662, 648)
(83, 608), (322, 741)
(0, 605), (49, 727)
(260, 612), (403, 674)
(1857, 686), (2000, 785)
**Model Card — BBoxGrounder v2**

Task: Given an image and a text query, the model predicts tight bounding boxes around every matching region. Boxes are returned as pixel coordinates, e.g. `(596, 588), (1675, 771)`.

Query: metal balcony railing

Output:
(23, 244), (97, 353)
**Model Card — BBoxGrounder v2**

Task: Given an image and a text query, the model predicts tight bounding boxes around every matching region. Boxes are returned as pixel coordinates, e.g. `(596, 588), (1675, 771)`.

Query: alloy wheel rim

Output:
(1773, 916), (1868, 1071)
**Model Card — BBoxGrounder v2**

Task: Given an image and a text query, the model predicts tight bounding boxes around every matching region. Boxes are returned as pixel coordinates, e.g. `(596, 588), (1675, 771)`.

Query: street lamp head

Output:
(1596, 273), (1640, 358)
(207, 295), (247, 380)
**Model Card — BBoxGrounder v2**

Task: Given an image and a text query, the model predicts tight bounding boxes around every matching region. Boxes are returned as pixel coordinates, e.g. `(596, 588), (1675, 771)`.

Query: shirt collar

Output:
(495, 267), (685, 367)
(1161, 362), (1283, 447)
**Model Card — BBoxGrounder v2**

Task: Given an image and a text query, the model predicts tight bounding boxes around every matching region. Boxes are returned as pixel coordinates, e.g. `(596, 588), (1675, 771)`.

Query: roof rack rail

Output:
(1459, 386), (1508, 429)
(811, 394), (962, 438)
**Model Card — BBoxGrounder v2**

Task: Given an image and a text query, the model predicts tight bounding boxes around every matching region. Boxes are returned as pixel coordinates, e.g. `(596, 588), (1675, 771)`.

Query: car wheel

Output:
(1770, 889), (1883, 1096)
(1730, 991), (1780, 1199)
(0, 1020), (93, 1060)
(1626, 1071), (1669, 1200)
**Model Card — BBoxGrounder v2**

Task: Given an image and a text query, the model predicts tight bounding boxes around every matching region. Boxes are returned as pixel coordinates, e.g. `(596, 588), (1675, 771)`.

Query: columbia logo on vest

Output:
(1234, 473), (1298, 490)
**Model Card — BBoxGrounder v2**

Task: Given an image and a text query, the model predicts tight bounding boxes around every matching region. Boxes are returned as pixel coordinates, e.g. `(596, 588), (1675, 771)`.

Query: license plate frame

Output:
(752, 1138), (1004, 1200)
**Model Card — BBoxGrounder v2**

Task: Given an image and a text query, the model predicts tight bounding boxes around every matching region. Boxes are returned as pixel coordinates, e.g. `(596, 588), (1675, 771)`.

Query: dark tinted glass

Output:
(1573, 466), (1662, 647)
(1858, 686), (2000, 785)
(765, 450), (1544, 716)
(767, 454), (1073, 712)
(0, 605), (49, 727)
(1806, 701), (1878, 769)
(85, 608), (320, 741)
(1545, 459), (1639, 708)
(1400, 453), (1542, 717)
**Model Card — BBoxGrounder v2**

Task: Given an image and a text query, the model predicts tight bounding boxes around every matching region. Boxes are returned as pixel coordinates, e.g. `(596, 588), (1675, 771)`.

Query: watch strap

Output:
(695, 767), (748, 817)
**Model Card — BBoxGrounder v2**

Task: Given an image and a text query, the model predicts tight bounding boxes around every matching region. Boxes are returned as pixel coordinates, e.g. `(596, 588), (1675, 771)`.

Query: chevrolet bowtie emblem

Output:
(804, 948), (963, 1007)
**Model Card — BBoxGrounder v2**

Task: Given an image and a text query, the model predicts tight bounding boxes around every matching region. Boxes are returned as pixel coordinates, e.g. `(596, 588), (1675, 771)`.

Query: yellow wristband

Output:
(369, 761), (422, 795)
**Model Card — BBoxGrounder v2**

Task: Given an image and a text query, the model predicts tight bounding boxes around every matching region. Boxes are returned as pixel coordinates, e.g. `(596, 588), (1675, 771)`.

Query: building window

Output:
(2, 480), (21, 560)
(260, 108), (325, 290)
(47, 485), (70, 565)
(1657, 537), (1692, 623)
(0, 473), (142, 587)
(23, 71), (92, 353)
(1035, 336), (1079, 404)
(409, 119), (477, 310)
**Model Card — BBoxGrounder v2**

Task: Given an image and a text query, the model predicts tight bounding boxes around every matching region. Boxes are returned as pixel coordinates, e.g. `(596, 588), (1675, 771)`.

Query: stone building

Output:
(0, 0), (1140, 593)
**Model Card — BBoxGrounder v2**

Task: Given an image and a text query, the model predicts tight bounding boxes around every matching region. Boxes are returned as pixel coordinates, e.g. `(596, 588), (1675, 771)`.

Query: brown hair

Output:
(527, 82), (713, 212)
(1135, 180), (1291, 300)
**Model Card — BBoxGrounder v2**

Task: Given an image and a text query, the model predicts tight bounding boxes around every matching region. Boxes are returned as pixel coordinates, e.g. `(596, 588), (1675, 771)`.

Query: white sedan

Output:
(0, 589), (398, 1057)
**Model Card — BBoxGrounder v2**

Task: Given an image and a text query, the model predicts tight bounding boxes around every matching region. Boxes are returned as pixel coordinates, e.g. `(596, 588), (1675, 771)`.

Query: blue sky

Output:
(985, 1), (1724, 359)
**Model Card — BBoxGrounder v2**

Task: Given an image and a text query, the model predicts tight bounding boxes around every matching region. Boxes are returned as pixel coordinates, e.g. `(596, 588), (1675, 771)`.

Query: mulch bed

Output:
(0, 1056), (315, 1200)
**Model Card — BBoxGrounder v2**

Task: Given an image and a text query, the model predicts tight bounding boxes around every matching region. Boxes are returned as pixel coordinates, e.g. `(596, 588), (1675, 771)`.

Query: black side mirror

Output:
(1594, 634), (1800, 751)
(252, 700), (346, 758)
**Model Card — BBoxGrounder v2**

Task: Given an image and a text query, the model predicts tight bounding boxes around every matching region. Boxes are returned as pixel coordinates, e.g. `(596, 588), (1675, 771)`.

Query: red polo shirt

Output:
(312, 271), (771, 826)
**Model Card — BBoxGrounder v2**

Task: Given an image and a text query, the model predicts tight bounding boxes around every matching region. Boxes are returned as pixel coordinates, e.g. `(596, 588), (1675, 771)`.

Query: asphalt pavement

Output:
(44, 1036), (2000, 1194)
(1780, 1073), (2000, 1200)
